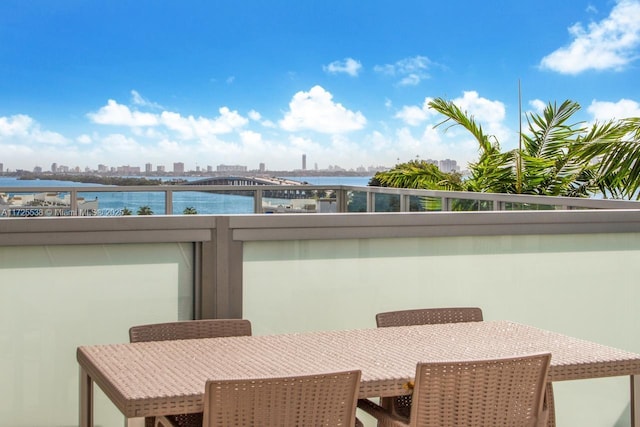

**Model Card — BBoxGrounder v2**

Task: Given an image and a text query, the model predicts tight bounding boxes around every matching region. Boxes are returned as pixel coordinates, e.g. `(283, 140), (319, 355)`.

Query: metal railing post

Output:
(164, 189), (173, 215)
(254, 189), (263, 214)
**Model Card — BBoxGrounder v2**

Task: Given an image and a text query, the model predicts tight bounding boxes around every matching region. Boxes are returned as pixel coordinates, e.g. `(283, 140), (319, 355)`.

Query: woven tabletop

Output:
(77, 320), (640, 418)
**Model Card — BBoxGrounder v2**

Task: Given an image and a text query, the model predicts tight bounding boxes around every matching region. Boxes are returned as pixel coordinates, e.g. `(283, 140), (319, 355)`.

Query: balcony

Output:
(1, 185), (640, 426)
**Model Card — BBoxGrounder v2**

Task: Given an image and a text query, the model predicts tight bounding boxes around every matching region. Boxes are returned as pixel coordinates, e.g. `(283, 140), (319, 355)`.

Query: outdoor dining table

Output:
(77, 320), (640, 427)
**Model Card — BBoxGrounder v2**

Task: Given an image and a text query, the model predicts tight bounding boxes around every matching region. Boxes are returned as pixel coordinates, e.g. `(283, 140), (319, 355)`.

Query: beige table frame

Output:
(77, 320), (640, 427)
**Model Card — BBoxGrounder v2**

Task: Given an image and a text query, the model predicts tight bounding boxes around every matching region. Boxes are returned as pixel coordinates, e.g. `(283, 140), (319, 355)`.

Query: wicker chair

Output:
(374, 308), (483, 420)
(129, 318), (252, 343)
(358, 353), (551, 427)
(374, 307), (556, 427)
(155, 371), (364, 427)
(129, 319), (252, 427)
(376, 307), (484, 329)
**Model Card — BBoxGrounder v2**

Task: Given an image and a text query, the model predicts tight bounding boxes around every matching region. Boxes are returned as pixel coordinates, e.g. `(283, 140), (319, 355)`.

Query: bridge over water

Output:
(186, 176), (304, 186)
(184, 176), (326, 208)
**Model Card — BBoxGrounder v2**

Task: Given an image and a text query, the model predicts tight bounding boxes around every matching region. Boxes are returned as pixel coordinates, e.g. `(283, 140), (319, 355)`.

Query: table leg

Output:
(80, 367), (93, 427)
(632, 375), (640, 427)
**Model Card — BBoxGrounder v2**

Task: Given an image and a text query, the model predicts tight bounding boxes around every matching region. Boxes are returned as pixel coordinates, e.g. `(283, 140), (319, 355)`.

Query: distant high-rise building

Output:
(51, 163), (57, 173)
(207, 165), (213, 173)
(33, 166), (43, 173)
(145, 163), (152, 174)
(439, 159), (458, 173)
(217, 164), (247, 172)
(98, 164), (108, 173)
(259, 163), (265, 172)
(302, 154), (307, 170)
(157, 165), (165, 173)
(117, 165), (141, 175)
(173, 162), (185, 175)
(0, 163), (4, 173)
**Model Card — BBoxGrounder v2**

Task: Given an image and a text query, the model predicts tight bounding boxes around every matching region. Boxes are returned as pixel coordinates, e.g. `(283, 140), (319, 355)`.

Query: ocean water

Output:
(0, 175), (371, 216)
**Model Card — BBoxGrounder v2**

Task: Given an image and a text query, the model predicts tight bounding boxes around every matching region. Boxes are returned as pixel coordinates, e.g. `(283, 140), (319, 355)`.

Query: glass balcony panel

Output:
(346, 190), (368, 212)
(449, 198), (494, 211)
(171, 190), (255, 214)
(411, 195), (442, 211)
(0, 243), (194, 427)
(373, 193), (400, 212)
(261, 188), (331, 214)
(504, 202), (558, 211)
(78, 190), (166, 216)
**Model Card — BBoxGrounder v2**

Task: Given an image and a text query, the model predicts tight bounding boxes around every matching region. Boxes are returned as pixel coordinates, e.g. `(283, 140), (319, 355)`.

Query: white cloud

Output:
(279, 85), (366, 133)
(0, 114), (34, 137)
(528, 99), (547, 114)
(0, 114), (68, 145)
(157, 138), (182, 153)
(323, 58), (362, 77)
(239, 130), (263, 147)
(289, 135), (319, 151)
(88, 100), (160, 127)
(76, 134), (92, 144)
(395, 98), (437, 126)
(587, 98), (640, 120)
(374, 56), (432, 86)
(160, 112), (194, 139)
(540, 0), (640, 74)
(452, 91), (506, 124)
(248, 110), (262, 121)
(131, 90), (163, 110)
(100, 133), (142, 153)
(160, 107), (249, 139)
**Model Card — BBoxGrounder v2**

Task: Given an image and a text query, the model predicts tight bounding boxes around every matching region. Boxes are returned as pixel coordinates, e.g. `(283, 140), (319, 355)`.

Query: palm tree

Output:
(121, 207), (132, 216)
(372, 160), (464, 191)
(374, 97), (640, 199)
(574, 117), (640, 199)
(183, 206), (198, 215)
(137, 205), (153, 215)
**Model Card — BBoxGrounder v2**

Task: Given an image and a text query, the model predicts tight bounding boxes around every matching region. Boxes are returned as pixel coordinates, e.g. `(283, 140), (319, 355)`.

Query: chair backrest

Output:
(376, 307), (483, 328)
(129, 319), (252, 343)
(410, 352), (551, 427)
(202, 370), (362, 427)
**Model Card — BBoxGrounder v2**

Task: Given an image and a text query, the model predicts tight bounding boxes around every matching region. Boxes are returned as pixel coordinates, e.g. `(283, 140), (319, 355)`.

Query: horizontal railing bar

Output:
(2, 184), (640, 212)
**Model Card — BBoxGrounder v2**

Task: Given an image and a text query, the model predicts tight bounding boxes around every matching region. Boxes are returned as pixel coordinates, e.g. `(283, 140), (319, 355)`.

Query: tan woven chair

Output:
(374, 307), (484, 420)
(129, 318), (252, 343)
(358, 352), (551, 427)
(376, 307), (484, 329)
(374, 307), (556, 427)
(129, 319), (252, 427)
(155, 371), (364, 427)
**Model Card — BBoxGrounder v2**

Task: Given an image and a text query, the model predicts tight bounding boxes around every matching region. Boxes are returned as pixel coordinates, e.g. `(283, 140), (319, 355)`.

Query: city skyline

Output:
(1, 1), (640, 172)
(3, 153), (460, 176)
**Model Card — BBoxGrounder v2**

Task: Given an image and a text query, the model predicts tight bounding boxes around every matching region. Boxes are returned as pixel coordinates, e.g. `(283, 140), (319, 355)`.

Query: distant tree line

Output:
(18, 173), (167, 186)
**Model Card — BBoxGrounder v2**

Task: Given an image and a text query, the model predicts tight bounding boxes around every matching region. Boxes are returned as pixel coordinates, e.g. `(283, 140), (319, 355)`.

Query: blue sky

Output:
(1, 0), (640, 173)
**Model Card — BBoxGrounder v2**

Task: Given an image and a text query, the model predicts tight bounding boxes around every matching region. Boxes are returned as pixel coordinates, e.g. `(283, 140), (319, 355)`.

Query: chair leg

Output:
(545, 383), (556, 427)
